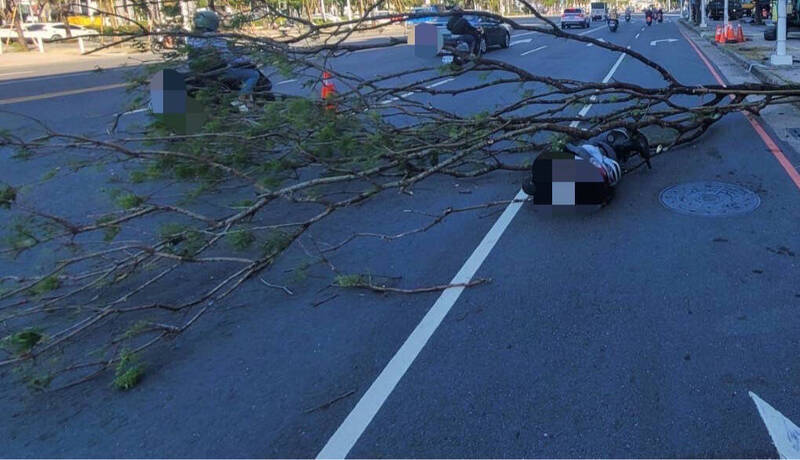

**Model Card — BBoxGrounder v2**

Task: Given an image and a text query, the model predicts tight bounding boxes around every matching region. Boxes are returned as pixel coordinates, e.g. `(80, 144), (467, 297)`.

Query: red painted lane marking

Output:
(679, 27), (800, 191)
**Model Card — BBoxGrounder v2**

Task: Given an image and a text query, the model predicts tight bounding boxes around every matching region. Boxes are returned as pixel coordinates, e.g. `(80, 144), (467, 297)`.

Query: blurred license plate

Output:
(442, 55), (454, 64)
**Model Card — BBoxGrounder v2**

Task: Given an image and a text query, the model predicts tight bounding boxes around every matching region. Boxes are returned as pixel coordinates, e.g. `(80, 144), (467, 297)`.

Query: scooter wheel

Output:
(522, 179), (536, 196)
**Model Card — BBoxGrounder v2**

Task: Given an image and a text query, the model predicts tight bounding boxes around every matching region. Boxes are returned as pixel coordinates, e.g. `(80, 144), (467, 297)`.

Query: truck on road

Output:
(590, 2), (608, 20)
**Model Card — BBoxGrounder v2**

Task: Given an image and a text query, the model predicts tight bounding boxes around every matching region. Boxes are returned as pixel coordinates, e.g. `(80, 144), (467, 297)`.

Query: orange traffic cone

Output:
(725, 24), (737, 43)
(736, 23), (745, 42)
(715, 25), (724, 43)
(321, 71), (336, 111)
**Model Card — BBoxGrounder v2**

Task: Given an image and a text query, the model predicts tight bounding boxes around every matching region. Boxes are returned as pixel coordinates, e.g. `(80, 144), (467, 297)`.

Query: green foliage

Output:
(110, 190), (145, 210)
(262, 230), (292, 257)
(0, 184), (16, 209)
(1, 328), (44, 355)
(118, 320), (150, 341)
(227, 229), (255, 251)
(549, 133), (569, 151)
(113, 349), (144, 391)
(160, 223), (207, 257)
(29, 276), (60, 296)
(334, 274), (366, 287)
(2, 219), (38, 251)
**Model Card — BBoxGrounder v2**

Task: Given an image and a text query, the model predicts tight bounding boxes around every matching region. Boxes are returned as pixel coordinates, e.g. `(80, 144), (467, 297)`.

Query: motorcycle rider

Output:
(657, 5), (664, 21)
(645, 6), (653, 24)
(446, 6), (482, 57)
(186, 10), (259, 108)
(624, 6), (631, 20)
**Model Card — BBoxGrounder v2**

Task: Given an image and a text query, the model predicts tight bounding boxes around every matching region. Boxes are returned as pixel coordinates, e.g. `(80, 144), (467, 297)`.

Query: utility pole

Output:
(723, 0), (728, 28)
(771, 0), (793, 64)
(701, 0), (707, 25)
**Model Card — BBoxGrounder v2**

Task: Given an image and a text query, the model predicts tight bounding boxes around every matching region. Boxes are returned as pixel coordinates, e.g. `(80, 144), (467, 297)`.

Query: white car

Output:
(0, 23), (99, 42)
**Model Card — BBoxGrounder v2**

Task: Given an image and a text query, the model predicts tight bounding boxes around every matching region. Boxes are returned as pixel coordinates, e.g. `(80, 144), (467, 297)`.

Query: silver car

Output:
(561, 8), (591, 29)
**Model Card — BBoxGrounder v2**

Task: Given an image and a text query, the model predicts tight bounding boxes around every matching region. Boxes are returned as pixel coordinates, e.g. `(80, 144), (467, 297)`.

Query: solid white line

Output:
(319, 33), (631, 460)
(0, 71), (102, 86)
(510, 38), (532, 46)
(750, 392), (800, 459)
(275, 79), (297, 85)
(513, 31), (537, 37)
(602, 51), (626, 83)
(316, 190), (529, 460)
(521, 45), (547, 56)
(400, 91), (414, 97)
(120, 108), (148, 116)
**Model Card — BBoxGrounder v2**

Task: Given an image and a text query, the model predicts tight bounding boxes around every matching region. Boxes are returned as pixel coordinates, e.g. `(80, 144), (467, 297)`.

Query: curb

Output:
(678, 18), (789, 85)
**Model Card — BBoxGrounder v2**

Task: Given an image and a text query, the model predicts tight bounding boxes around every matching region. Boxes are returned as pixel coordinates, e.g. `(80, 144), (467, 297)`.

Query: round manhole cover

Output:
(659, 181), (761, 216)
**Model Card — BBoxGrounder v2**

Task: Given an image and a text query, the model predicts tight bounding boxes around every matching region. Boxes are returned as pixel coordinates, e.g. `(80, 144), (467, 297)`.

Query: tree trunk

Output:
(12, 5), (29, 50)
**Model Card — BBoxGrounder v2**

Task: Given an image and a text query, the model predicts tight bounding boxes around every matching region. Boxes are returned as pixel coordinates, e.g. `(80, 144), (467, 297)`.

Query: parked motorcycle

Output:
(521, 128), (653, 206)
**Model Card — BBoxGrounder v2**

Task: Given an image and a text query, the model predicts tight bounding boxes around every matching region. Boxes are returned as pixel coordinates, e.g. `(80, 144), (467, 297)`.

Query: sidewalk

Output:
(680, 16), (800, 85)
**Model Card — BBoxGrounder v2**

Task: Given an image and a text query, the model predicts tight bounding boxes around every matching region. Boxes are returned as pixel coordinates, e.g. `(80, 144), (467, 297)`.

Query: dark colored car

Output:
(441, 15), (513, 53)
(706, 0), (742, 20)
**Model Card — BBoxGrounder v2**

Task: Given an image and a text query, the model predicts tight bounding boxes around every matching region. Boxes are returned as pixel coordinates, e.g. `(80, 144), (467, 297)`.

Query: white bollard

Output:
(78, 37), (85, 54)
(723, 0), (729, 29)
(771, 0), (793, 64)
(36, 37), (44, 52)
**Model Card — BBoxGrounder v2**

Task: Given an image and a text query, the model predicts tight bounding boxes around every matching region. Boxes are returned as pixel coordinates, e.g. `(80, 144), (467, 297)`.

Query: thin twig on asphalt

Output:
(303, 389), (356, 414)
(259, 278), (294, 295)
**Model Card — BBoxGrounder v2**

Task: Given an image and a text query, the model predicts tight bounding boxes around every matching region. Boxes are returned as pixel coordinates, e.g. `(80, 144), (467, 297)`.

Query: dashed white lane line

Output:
(513, 31), (537, 37)
(379, 77), (455, 104)
(318, 35), (631, 460)
(510, 38), (532, 46)
(275, 79), (297, 85)
(586, 43), (593, 47)
(521, 45), (547, 56)
(426, 78), (455, 88)
(635, 32), (640, 38)
(316, 189), (529, 460)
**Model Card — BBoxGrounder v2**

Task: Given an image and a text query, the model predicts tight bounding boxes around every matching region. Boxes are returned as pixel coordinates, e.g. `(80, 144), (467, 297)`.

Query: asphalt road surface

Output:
(0, 16), (799, 458)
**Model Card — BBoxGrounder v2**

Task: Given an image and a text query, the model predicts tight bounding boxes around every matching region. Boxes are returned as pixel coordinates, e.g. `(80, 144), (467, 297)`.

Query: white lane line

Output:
(578, 25), (606, 35)
(0, 71), (33, 78)
(426, 78), (454, 88)
(598, 38), (606, 42)
(513, 31), (537, 37)
(586, 43), (593, 47)
(750, 392), (800, 459)
(275, 79), (297, 85)
(635, 32), (640, 38)
(0, 71), (106, 86)
(318, 35), (631, 460)
(379, 78), (455, 104)
(121, 107), (148, 116)
(521, 45), (547, 56)
(601, 50), (627, 83)
(510, 38), (532, 46)
(316, 190), (529, 460)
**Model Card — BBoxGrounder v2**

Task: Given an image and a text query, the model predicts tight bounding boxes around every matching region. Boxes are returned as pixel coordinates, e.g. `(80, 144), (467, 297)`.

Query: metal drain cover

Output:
(659, 181), (761, 216)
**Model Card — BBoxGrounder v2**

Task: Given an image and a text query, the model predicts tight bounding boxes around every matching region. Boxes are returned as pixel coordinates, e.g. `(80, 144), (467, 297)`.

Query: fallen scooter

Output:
(182, 63), (274, 103)
(521, 128), (653, 207)
(441, 29), (485, 66)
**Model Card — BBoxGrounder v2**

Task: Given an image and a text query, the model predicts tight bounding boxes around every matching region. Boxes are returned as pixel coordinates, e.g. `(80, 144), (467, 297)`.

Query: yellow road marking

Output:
(0, 82), (127, 105)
